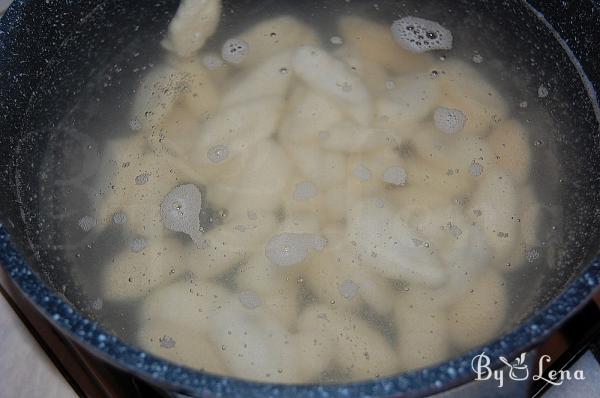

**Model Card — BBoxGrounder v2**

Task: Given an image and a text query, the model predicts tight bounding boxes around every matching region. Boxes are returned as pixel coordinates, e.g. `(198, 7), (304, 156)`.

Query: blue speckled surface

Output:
(1, 0), (600, 397)
(2, 221), (600, 398)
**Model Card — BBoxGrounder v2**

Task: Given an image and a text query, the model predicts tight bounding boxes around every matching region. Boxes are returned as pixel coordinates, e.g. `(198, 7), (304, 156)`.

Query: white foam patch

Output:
(330, 36), (343, 45)
(112, 212), (127, 225)
(160, 184), (203, 245)
(221, 38), (250, 64)
(238, 290), (262, 309)
(135, 172), (150, 185)
(130, 237), (147, 253)
(339, 280), (359, 300)
(434, 106), (467, 134)
(383, 166), (408, 186)
(265, 233), (327, 267)
(293, 181), (318, 201)
(129, 118), (142, 131)
(78, 216), (96, 232)
(353, 164), (372, 181)
(469, 162), (484, 177)
(391, 16), (453, 53)
(207, 144), (230, 163)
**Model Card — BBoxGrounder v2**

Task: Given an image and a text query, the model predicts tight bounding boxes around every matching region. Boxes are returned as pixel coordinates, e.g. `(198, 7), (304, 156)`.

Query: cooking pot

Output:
(1, 0), (599, 397)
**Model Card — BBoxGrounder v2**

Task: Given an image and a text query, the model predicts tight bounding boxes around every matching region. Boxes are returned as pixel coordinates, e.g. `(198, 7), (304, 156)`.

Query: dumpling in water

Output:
(79, 0), (546, 385)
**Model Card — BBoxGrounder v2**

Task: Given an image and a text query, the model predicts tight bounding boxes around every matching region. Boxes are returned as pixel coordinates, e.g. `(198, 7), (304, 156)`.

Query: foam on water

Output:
(160, 184), (203, 245)
(330, 36), (343, 45)
(78, 216), (97, 232)
(353, 164), (372, 181)
(222, 38), (250, 64)
(434, 106), (467, 134)
(129, 118), (142, 131)
(130, 237), (147, 253)
(112, 212), (127, 225)
(265, 233), (327, 267)
(202, 54), (224, 70)
(135, 172), (150, 185)
(469, 162), (484, 177)
(239, 290), (262, 309)
(339, 280), (359, 300)
(383, 166), (408, 186)
(293, 181), (319, 201)
(207, 144), (230, 163)
(391, 16), (453, 53)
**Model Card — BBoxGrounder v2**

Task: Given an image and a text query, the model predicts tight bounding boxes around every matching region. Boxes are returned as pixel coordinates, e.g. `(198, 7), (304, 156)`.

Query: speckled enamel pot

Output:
(1, 0), (599, 397)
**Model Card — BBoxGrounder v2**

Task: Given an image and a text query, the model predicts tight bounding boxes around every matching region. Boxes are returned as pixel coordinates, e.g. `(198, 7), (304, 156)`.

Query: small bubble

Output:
(339, 280), (360, 300)
(78, 216), (96, 232)
(383, 166), (408, 186)
(92, 298), (103, 310)
(202, 54), (224, 70)
(318, 130), (330, 140)
(330, 36), (343, 45)
(222, 38), (250, 64)
(472, 54), (484, 64)
(207, 144), (230, 163)
(129, 118), (142, 131)
(469, 162), (484, 177)
(112, 212), (127, 225)
(538, 84), (549, 98)
(159, 335), (176, 349)
(353, 164), (372, 181)
(279, 67), (289, 75)
(239, 290), (262, 309)
(130, 237), (147, 253)
(519, 101), (528, 108)
(135, 172), (150, 185)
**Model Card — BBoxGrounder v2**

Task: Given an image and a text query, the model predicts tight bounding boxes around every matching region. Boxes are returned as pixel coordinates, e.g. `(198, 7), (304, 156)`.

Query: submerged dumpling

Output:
(162, 0), (222, 57)
(89, 5), (545, 384)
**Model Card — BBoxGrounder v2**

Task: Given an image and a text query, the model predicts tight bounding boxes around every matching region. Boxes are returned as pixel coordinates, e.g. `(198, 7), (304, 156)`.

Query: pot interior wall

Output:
(0, 0), (599, 375)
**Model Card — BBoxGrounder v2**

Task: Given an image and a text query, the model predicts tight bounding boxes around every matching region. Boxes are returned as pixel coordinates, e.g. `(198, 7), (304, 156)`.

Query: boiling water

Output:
(34, 0), (568, 385)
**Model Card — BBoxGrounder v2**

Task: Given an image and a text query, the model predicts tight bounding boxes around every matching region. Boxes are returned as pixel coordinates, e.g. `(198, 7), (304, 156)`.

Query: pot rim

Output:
(2, 224), (600, 398)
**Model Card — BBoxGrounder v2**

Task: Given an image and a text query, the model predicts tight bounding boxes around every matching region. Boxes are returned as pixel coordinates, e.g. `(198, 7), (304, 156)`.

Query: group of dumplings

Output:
(88, 0), (542, 383)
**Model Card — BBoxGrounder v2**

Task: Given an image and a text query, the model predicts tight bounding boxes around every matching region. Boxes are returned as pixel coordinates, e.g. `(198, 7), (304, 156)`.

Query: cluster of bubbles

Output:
(391, 16), (453, 53)
(382, 166), (408, 186)
(265, 233), (328, 267)
(434, 106), (467, 134)
(207, 144), (230, 163)
(221, 38), (250, 64)
(293, 181), (319, 201)
(160, 184), (203, 245)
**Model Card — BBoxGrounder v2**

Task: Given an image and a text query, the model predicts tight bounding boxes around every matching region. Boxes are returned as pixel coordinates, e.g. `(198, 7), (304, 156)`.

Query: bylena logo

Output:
(471, 352), (586, 388)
